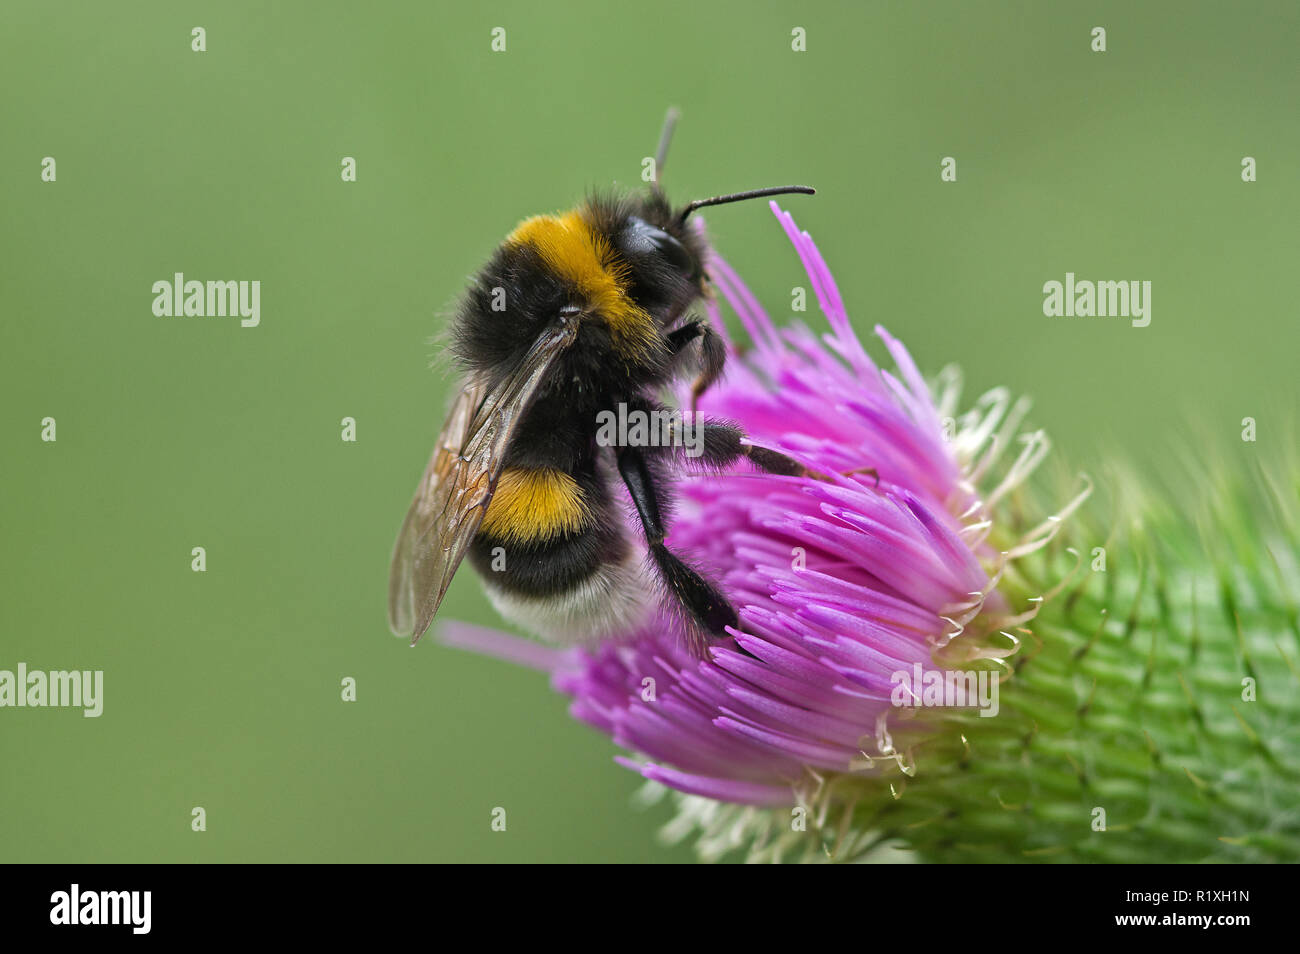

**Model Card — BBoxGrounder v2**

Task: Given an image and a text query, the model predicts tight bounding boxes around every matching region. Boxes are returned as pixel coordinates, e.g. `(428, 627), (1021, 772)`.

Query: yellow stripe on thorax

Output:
(480, 467), (592, 544)
(506, 210), (657, 358)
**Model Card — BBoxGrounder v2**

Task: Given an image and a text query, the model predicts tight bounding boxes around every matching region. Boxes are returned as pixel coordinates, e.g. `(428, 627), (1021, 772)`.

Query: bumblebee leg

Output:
(841, 465), (881, 487)
(689, 325), (727, 412)
(666, 320), (727, 412)
(685, 422), (881, 486)
(676, 420), (807, 476)
(615, 445), (738, 644)
(664, 320), (703, 354)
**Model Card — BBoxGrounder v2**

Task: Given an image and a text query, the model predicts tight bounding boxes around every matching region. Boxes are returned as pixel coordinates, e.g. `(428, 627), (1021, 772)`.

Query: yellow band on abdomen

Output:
(480, 467), (593, 544)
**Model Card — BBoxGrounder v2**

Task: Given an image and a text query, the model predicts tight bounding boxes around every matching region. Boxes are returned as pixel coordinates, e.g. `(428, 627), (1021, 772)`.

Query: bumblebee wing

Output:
(387, 322), (578, 645)
(386, 378), (482, 642)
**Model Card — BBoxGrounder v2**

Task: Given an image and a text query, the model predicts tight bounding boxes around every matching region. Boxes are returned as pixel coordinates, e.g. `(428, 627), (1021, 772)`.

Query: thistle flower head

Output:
(446, 203), (1088, 820)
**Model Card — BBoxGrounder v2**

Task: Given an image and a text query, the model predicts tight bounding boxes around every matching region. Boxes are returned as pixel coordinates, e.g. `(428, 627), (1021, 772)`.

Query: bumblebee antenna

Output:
(651, 107), (680, 194)
(678, 185), (816, 222)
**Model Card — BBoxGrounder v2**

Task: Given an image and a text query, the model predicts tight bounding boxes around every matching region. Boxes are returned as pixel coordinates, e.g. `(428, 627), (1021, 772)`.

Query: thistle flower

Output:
(444, 204), (1300, 863)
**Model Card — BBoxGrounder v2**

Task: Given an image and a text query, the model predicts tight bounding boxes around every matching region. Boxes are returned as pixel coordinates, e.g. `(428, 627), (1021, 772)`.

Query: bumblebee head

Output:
(452, 199), (690, 386)
(451, 111), (813, 390)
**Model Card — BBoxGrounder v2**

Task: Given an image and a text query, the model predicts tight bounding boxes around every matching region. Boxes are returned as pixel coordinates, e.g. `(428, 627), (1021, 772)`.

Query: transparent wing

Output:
(386, 379), (483, 642)
(387, 323), (577, 645)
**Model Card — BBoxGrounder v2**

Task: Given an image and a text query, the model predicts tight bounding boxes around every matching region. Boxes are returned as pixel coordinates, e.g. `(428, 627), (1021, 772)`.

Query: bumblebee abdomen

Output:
(468, 468), (653, 644)
(468, 464), (617, 590)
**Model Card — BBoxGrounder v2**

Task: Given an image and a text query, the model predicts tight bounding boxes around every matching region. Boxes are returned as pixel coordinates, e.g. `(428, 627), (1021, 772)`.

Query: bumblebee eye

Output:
(559, 303), (582, 321)
(622, 217), (697, 277)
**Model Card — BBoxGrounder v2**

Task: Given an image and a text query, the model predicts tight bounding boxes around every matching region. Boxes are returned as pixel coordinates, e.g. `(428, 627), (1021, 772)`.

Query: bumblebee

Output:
(387, 112), (817, 653)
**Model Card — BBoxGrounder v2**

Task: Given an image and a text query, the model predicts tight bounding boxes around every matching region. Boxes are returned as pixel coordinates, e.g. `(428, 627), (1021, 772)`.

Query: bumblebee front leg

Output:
(615, 444), (739, 641)
(686, 420), (868, 482)
(666, 319), (727, 412)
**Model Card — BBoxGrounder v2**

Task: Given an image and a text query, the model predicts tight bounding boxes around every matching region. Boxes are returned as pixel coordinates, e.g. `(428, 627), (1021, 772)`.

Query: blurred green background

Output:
(2, 1), (1296, 862)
